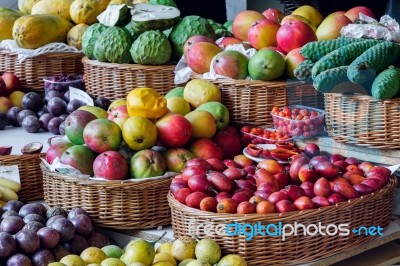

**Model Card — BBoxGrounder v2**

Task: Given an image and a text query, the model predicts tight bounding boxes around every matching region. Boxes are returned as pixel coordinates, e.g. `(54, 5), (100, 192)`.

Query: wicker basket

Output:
(193, 77), (324, 127)
(0, 154), (44, 201)
(0, 50), (84, 92)
(82, 57), (176, 99)
(168, 176), (396, 266)
(324, 93), (400, 149)
(41, 163), (173, 229)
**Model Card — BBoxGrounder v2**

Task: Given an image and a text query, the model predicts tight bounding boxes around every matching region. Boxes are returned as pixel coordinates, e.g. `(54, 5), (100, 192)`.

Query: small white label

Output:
(69, 87), (94, 106)
(0, 165), (21, 184)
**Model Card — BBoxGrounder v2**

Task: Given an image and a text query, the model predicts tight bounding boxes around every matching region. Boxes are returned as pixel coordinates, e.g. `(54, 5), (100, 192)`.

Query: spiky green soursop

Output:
(82, 23), (108, 59)
(168, 15), (216, 59)
(130, 3), (180, 34)
(130, 30), (171, 65)
(93, 26), (134, 63)
(124, 21), (141, 40)
(149, 0), (177, 8)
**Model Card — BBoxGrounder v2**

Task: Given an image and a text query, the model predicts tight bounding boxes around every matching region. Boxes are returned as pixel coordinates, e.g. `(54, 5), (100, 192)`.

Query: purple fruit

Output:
(63, 91), (70, 102)
(37, 227), (60, 249)
(47, 98), (67, 116)
(0, 232), (17, 258)
(69, 214), (93, 236)
(0, 216), (25, 234)
(67, 99), (85, 114)
(3, 200), (24, 212)
(67, 207), (88, 220)
(31, 249), (55, 266)
(48, 117), (63, 135)
(45, 90), (63, 103)
(17, 109), (36, 126)
(94, 97), (111, 110)
(15, 229), (40, 254)
(22, 92), (43, 112)
(59, 114), (68, 121)
(1, 210), (19, 219)
(6, 106), (22, 127)
(63, 235), (89, 254)
(22, 115), (41, 133)
(23, 214), (46, 225)
(39, 113), (55, 131)
(6, 253), (32, 266)
(23, 221), (44, 233)
(50, 218), (75, 242)
(0, 112), (8, 130)
(19, 203), (47, 218)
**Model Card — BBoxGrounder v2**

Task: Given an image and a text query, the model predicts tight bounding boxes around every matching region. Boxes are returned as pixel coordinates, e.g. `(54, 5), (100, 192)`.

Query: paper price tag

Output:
(69, 87), (94, 106)
(0, 165), (21, 184)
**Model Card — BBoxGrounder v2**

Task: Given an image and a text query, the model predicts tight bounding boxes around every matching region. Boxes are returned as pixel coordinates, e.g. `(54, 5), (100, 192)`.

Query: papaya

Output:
(70, 0), (109, 25)
(67, 23), (89, 50)
(0, 10), (23, 41)
(18, 0), (41, 14)
(12, 14), (74, 49)
(31, 0), (74, 21)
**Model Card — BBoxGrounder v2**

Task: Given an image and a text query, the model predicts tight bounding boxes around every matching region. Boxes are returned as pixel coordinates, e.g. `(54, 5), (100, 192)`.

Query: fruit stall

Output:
(0, 0), (400, 265)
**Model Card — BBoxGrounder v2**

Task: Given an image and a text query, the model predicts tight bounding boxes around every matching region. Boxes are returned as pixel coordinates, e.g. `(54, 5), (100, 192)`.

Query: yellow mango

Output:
(31, 0), (74, 21)
(70, 0), (108, 25)
(67, 23), (89, 50)
(12, 14), (74, 49)
(0, 11), (23, 41)
(18, 0), (41, 14)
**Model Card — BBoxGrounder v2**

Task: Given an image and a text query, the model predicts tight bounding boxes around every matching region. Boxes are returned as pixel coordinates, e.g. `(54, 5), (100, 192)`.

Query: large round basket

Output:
(41, 163), (173, 229)
(0, 154), (44, 201)
(192, 77), (324, 127)
(0, 50), (84, 92)
(324, 93), (400, 149)
(168, 177), (396, 265)
(82, 57), (176, 99)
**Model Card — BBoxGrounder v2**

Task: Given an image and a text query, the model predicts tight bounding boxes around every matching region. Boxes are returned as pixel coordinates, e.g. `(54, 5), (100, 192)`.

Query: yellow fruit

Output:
(48, 263), (67, 266)
(122, 116), (157, 151)
(171, 236), (196, 262)
(185, 110), (216, 139)
(156, 243), (173, 255)
(126, 87), (167, 119)
(18, 0), (41, 14)
(183, 79), (221, 109)
(153, 253), (177, 266)
(8, 90), (25, 108)
(31, 0), (74, 21)
(186, 261), (210, 266)
(216, 254), (246, 266)
(178, 259), (195, 266)
(78, 105), (108, 118)
(292, 5), (323, 27)
(80, 247), (108, 264)
(59, 254), (86, 266)
(0, 10), (23, 41)
(166, 97), (191, 115)
(194, 239), (221, 265)
(12, 14), (73, 49)
(67, 23), (89, 50)
(152, 262), (175, 266)
(70, 0), (105, 25)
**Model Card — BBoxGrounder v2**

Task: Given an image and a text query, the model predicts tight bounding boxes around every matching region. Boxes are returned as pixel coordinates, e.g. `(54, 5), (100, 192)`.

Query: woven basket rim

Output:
(168, 176), (397, 221)
(40, 162), (174, 187)
(82, 56), (177, 68)
(0, 49), (83, 57)
(325, 92), (400, 103)
(0, 153), (45, 160)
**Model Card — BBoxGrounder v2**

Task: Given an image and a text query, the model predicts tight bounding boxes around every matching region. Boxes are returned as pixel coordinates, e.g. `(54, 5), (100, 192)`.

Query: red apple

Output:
(262, 8), (284, 23)
(155, 113), (192, 148)
(276, 19), (317, 53)
(163, 148), (194, 173)
(186, 42), (222, 74)
(183, 35), (215, 58)
(316, 11), (352, 41)
(83, 118), (122, 153)
(344, 6), (375, 22)
(247, 19), (280, 50)
(215, 37), (243, 49)
(212, 50), (249, 79)
(107, 105), (129, 129)
(93, 151), (128, 180)
(212, 131), (242, 159)
(0, 96), (13, 113)
(232, 10), (266, 41)
(1, 73), (21, 96)
(285, 47), (306, 78)
(188, 138), (224, 160)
